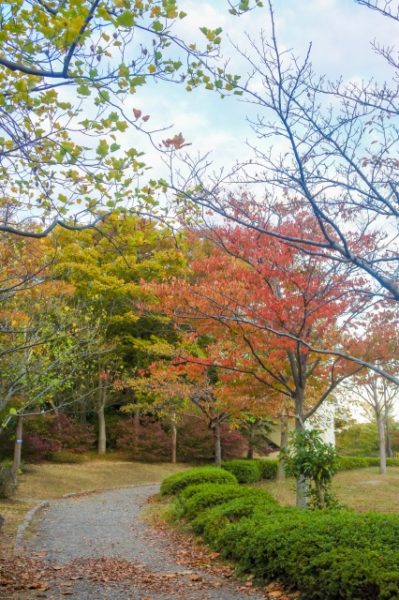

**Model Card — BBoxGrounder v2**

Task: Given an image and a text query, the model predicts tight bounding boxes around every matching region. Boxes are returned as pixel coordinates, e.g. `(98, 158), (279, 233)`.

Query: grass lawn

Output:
(260, 466), (399, 512)
(0, 458), (186, 556)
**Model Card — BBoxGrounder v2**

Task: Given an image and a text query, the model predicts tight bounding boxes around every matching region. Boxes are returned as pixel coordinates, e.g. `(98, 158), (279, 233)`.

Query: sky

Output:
(129, 0), (399, 422)
(129, 0), (398, 178)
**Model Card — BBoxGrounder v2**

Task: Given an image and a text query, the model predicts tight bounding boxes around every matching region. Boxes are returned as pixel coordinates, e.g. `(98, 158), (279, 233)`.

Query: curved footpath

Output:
(16, 484), (268, 599)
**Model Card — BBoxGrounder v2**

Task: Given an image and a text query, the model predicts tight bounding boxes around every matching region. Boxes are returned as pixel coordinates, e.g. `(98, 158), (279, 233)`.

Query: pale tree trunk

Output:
(295, 389), (308, 508)
(278, 410), (289, 480)
(12, 415), (23, 477)
(376, 409), (387, 475)
(171, 420), (177, 464)
(97, 376), (107, 455)
(213, 421), (222, 467)
(384, 403), (393, 458)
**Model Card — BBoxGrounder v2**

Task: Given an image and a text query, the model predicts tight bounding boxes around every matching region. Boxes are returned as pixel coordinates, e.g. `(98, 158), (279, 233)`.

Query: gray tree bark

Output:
(97, 377), (107, 455)
(12, 415), (23, 476)
(278, 410), (289, 480)
(295, 389), (308, 508)
(171, 421), (177, 464)
(376, 409), (387, 475)
(213, 421), (222, 467)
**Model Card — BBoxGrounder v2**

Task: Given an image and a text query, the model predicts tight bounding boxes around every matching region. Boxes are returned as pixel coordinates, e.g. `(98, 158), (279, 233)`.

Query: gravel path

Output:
(21, 485), (266, 600)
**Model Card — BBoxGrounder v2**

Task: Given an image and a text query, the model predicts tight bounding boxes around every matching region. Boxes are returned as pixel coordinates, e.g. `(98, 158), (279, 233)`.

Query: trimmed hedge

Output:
(222, 459), (263, 483)
(337, 456), (370, 470)
(210, 512), (399, 599)
(337, 456), (399, 470)
(222, 458), (278, 482)
(222, 456), (399, 481)
(160, 466), (237, 496)
(177, 482), (278, 521)
(255, 459), (278, 480)
(191, 492), (281, 539)
(164, 467), (399, 599)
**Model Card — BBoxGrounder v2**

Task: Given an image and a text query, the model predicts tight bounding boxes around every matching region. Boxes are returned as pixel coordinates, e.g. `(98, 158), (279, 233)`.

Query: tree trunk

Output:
(98, 402), (106, 455)
(171, 421), (177, 464)
(213, 421), (222, 467)
(133, 409), (140, 458)
(278, 411), (289, 480)
(377, 410), (387, 475)
(12, 415), (23, 477)
(295, 390), (308, 508)
(385, 403), (393, 458)
(79, 397), (87, 424)
(246, 427), (254, 459)
(97, 376), (107, 455)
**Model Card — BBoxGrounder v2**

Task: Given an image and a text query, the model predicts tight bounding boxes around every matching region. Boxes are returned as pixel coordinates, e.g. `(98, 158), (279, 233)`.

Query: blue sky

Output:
(128, 0), (397, 176)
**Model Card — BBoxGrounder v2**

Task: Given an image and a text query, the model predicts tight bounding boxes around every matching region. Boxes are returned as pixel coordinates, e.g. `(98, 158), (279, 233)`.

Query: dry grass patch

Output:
(260, 466), (399, 512)
(0, 460), (187, 556)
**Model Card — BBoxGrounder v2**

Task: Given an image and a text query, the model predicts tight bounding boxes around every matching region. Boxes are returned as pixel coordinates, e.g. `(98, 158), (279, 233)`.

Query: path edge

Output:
(14, 500), (49, 555)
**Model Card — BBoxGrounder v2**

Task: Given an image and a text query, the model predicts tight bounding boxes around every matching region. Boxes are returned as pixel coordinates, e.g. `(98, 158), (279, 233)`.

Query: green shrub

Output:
(161, 465), (399, 600)
(177, 483), (244, 520)
(191, 492), (280, 539)
(177, 482), (280, 522)
(363, 457), (381, 467)
(255, 459), (278, 480)
(337, 456), (399, 470)
(48, 451), (88, 464)
(209, 511), (399, 599)
(160, 467), (237, 496)
(222, 459), (263, 483)
(336, 456), (370, 470)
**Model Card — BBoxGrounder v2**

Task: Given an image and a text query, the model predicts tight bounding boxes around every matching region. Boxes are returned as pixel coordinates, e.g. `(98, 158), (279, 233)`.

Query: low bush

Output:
(116, 417), (171, 462)
(177, 483), (244, 519)
(163, 469), (399, 599)
(160, 466), (237, 496)
(201, 507), (399, 599)
(48, 451), (88, 464)
(337, 456), (399, 470)
(177, 483), (279, 521)
(255, 459), (278, 480)
(22, 413), (95, 462)
(222, 459), (263, 483)
(336, 456), (370, 470)
(222, 458), (278, 482)
(191, 492), (280, 538)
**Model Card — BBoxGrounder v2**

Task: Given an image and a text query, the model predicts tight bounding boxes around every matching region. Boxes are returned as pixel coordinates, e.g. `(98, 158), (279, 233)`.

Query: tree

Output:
(173, 0), (399, 383)
(0, 0), (258, 238)
(50, 214), (186, 452)
(282, 429), (338, 509)
(352, 375), (399, 473)
(155, 224), (366, 506)
(237, 413), (274, 459)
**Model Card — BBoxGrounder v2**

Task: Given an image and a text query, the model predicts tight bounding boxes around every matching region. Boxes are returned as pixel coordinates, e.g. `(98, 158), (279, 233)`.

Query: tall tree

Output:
(174, 0), (399, 383)
(352, 374), (399, 473)
(0, 0), (258, 237)
(155, 225), (366, 505)
(51, 214), (186, 452)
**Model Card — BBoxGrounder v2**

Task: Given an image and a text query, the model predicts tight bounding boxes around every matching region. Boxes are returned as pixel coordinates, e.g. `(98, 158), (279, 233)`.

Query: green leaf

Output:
(117, 11), (135, 27)
(96, 139), (109, 158)
(152, 20), (164, 32)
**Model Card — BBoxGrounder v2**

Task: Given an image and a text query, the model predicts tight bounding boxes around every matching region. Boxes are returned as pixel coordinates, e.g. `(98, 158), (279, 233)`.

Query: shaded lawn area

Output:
(0, 459), (187, 556)
(259, 466), (399, 512)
